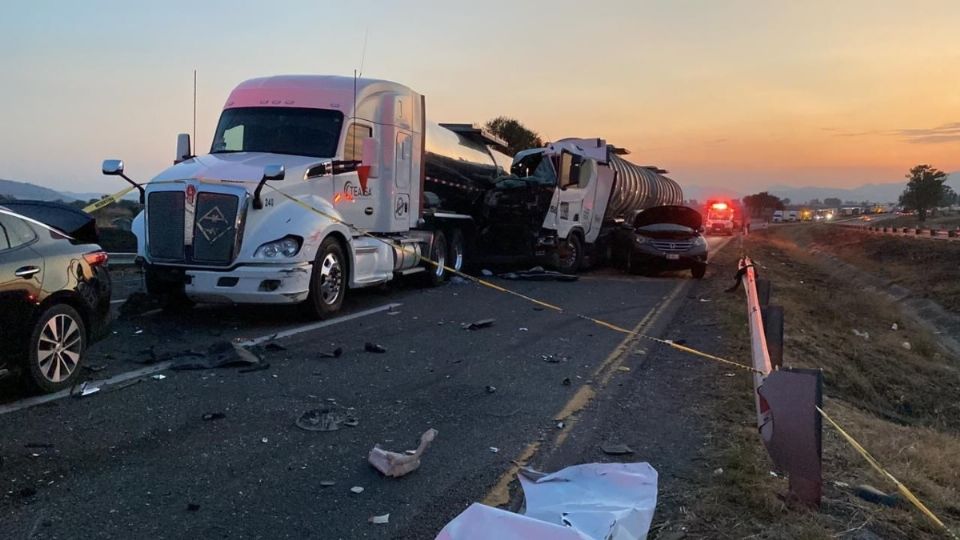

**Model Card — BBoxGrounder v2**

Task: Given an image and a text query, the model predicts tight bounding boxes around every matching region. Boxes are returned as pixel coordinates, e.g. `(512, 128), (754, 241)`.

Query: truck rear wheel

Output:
(556, 233), (583, 274)
(300, 238), (347, 319)
(447, 228), (465, 275)
(422, 230), (447, 287)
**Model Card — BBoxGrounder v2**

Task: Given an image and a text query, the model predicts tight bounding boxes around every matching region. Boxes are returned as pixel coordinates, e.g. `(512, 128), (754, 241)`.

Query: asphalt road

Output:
(0, 238), (730, 539)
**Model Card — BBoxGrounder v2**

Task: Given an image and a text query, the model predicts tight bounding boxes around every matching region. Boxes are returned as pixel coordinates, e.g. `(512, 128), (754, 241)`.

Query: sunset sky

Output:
(2, 0), (959, 195)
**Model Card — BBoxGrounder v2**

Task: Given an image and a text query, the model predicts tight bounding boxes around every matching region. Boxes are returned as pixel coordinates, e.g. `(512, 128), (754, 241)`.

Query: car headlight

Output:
(692, 236), (706, 247)
(634, 235), (650, 245)
(254, 236), (302, 259)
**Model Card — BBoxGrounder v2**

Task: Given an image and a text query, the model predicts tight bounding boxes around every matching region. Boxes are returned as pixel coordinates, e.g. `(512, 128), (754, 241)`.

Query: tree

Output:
(808, 198), (822, 207)
(742, 191), (784, 218)
(781, 197), (791, 207)
(485, 117), (543, 155)
(899, 164), (949, 222)
(823, 197), (842, 208)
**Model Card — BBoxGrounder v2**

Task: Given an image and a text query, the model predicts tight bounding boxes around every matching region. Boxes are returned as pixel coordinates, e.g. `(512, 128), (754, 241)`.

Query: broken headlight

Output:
(254, 236), (302, 259)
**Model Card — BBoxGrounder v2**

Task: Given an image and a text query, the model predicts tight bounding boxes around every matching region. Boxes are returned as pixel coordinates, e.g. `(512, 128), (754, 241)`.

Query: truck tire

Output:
(625, 250), (644, 275)
(301, 237), (347, 319)
(556, 233), (583, 274)
(144, 267), (194, 313)
(447, 228), (465, 274)
(422, 230), (448, 287)
(26, 303), (87, 393)
(691, 263), (707, 279)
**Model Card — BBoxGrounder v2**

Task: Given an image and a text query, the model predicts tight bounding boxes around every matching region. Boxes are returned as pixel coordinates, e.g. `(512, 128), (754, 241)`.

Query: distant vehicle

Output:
(0, 203), (111, 393)
(786, 210), (798, 222)
(814, 209), (835, 221)
(612, 205), (707, 279)
(703, 200), (736, 235)
(772, 210), (784, 223)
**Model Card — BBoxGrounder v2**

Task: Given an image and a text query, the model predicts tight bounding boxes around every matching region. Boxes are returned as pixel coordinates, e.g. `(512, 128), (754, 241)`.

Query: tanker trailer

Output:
(479, 138), (683, 273)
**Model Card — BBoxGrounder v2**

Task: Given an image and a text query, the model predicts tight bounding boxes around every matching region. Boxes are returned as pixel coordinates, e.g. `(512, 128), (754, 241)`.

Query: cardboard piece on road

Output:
(757, 368), (823, 507)
(436, 463), (658, 540)
(369, 428), (437, 478)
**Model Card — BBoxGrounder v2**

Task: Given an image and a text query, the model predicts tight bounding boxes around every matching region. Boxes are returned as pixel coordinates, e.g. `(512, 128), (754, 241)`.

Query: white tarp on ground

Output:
(435, 462), (658, 540)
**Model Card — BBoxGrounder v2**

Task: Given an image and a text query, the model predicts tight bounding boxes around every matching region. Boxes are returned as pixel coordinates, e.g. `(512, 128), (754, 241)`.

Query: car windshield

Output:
(210, 107), (344, 158)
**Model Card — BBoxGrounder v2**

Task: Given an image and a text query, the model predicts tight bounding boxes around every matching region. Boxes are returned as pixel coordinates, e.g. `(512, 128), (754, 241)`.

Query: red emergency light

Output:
(711, 202), (729, 210)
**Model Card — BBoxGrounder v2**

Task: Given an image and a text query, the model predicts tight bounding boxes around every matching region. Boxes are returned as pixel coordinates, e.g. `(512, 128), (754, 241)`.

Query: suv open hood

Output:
(0, 201), (99, 244)
(632, 205), (703, 230)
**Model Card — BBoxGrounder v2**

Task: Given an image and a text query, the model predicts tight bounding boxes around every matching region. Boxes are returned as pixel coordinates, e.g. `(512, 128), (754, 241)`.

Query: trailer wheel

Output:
(300, 237), (347, 319)
(556, 233), (583, 274)
(422, 230), (448, 287)
(447, 228), (465, 274)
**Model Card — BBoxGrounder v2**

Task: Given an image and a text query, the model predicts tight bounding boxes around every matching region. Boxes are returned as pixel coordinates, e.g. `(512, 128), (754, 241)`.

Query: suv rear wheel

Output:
(27, 304), (87, 393)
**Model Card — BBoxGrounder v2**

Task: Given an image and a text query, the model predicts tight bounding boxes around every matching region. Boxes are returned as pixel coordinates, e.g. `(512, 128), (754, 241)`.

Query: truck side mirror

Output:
(175, 133), (192, 164)
(361, 137), (380, 178)
(253, 164), (285, 209)
(102, 159), (124, 175)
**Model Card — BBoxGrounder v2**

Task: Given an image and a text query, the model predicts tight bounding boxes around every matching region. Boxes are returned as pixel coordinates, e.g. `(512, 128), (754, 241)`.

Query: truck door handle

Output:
(15, 266), (40, 278)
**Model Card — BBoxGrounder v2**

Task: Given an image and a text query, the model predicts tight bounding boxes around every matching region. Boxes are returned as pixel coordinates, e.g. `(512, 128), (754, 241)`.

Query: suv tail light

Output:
(83, 251), (109, 267)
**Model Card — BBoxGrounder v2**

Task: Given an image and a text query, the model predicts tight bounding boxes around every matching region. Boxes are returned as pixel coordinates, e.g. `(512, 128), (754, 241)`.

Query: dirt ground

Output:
(880, 213), (960, 230)
(666, 229), (960, 539)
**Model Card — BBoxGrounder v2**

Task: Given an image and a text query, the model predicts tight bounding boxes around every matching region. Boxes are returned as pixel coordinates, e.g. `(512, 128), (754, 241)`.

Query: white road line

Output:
(238, 303), (403, 346)
(0, 302), (402, 416)
(110, 298), (127, 304)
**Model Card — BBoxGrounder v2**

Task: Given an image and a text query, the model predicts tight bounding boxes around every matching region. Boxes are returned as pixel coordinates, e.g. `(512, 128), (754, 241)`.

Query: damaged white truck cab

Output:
(105, 75), (504, 317)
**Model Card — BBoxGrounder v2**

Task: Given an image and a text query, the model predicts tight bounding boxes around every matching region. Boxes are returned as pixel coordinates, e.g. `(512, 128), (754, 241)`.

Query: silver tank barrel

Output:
(606, 153), (683, 220)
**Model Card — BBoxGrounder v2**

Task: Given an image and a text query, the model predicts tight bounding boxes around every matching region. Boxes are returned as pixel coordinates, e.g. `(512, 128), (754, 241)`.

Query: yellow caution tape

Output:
(82, 185), (137, 214)
(817, 406), (955, 537)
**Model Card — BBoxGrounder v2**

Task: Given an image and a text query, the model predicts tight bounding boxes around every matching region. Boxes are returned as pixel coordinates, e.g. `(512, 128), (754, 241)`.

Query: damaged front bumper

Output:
(182, 263), (312, 304)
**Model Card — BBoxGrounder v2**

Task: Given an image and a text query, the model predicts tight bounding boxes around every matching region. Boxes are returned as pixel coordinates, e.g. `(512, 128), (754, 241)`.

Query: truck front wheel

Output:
(301, 238), (347, 319)
(556, 233), (583, 274)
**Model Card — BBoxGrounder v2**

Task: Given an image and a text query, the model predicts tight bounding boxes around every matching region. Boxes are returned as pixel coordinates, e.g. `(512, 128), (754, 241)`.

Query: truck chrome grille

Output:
(147, 192), (185, 261)
(193, 192), (240, 264)
(651, 240), (692, 253)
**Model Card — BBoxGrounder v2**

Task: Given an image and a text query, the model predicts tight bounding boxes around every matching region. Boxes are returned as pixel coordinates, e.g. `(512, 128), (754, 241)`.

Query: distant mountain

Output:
(62, 190), (116, 202)
(0, 179), (75, 201)
(768, 171), (959, 204)
(682, 184), (742, 203)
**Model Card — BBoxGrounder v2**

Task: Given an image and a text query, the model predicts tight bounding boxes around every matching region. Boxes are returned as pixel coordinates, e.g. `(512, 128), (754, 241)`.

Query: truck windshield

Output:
(210, 107), (344, 158)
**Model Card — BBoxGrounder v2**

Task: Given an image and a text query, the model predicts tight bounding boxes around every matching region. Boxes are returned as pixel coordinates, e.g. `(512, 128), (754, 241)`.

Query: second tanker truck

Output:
(101, 75), (682, 317)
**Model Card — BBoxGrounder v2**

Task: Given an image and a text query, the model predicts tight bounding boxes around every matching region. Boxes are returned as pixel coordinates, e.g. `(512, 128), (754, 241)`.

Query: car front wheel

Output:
(27, 304), (87, 393)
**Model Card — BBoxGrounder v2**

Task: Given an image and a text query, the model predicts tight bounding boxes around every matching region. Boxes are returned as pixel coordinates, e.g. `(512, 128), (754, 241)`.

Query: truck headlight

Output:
(254, 236), (302, 259)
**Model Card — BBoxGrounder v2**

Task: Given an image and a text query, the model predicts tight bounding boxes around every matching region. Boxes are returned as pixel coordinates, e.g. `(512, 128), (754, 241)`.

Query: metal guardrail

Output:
(834, 220), (960, 241)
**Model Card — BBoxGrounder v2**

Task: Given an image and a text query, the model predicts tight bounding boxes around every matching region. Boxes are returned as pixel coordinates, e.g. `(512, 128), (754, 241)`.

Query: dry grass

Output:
(881, 214), (960, 230)
(670, 229), (960, 539)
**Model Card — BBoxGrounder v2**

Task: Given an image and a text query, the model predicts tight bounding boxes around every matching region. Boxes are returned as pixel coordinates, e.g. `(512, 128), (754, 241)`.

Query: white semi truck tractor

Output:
(102, 75), (511, 318)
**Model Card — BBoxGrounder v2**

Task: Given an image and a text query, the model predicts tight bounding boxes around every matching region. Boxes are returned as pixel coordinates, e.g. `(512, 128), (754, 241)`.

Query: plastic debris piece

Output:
(319, 480), (336, 488)
(464, 319), (495, 331)
(261, 437), (268, 444)
(481, 269), (494, 277)
(368, 428), (438, 478)
(499, 268), (579, 282)
(364, 342), (387, 354)
(369, 514), (390, 525)
(485, 385), (497, 394)
(350, 486), (364, 494)
(151, 374), (166, 381)
(295, 406), (357, 432)
(171, 341), (261, 371)
(202, 412), (226, 421)
(319, 347), (343, 358)
(851, 329), (870, 340)
(600, 443), (634, 455)
(490, 447), (499, 453)
(617, 366), (631, 372)
(556, 422), (564, 429)
(901, 341), (911, 350)
(891, 323), (899, 331)
(76, 382), (101, 397)
(519, 327), (529, 332)
(713, 467), (724, 475)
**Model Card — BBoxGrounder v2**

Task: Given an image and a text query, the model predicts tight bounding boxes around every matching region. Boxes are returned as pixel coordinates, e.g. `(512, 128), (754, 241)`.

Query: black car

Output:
(613, 205), (708, 279)
(0, 202), (111, 393)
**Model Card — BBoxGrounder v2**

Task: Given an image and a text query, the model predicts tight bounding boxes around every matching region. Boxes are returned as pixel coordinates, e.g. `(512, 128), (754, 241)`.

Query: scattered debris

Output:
(437, 463), (658, 540)
(151, 374), (166, 381)
(713, 467), (724, 476)
(617, 366), (631, 372)
(264, 342), (287, 352)
(851, 329), (870, 340)
(481, 269), (494, 277)
(364, 342), (387, 354)
(134, 329), (144, 335)
(556, 421), (565, 429)
(519, 327), (529, 332)
(186, 503), (200, 512)
(369, 514), (390, 525)
(319, 480), (336, 488)
(901, 341), (912, 350)
(499, 267), (578, 282)
(261, 437), (268, 444)
(561, 377), (571, 386)
(699, 298), (712, 302)
(295, 406), (359, 432)
(74, 381), (101, 398)
(542, 354), (564, 364)
(201, 412), (226, 422)
(854, 484), (902, 508)
(489, 447), (499, 453)
(449, 276), (470, 285)
(82, 364), (106, 373)
(319, 347), (343, 359)
(368, 428), (438, 478)
(600, 443), (634, 455)
(891, 323), (899, 331)
(350, 486), (365, 494)
(485, 385), (497, 394)
(170, 342), (262, 371)
(463, 319), (495, 331)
